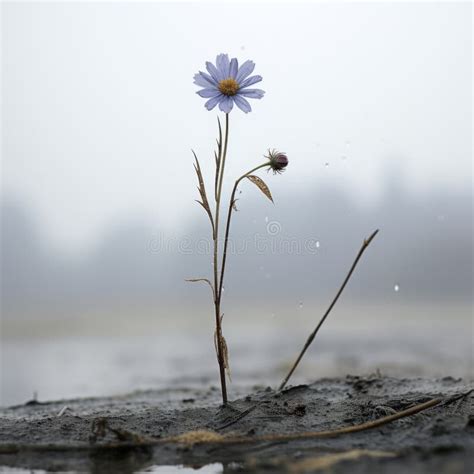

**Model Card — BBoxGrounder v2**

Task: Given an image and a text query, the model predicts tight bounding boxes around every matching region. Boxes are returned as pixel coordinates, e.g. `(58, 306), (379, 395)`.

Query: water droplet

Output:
(222, 286), (225, 292)
(259, 265), (264, 271)
(270, 313), (276, 319)
(394, 284), (400, 292)
(298, 301), (303, 309)
(345, 140), (351, 147)
(265, 272), (271, 279)
(437, 214), (445, 222)
(341, 155), (347, 161)
(265, 216), (269, 223)
(324, 162), (329, 167)
(316, 241), (320, 248)
(239, 190), (242, 195)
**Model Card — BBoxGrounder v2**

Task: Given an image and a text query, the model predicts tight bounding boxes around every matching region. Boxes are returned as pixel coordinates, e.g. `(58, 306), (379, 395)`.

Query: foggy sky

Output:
(2, 172), (472, 321)
(2, 2), (472, 254)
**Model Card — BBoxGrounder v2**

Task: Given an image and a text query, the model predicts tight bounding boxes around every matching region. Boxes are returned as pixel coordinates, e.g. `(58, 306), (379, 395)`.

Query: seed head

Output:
(267, 149), (289, 174)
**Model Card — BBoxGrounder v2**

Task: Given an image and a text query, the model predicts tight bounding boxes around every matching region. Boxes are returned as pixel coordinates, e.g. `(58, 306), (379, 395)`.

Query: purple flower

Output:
(194, 54), (265, 114)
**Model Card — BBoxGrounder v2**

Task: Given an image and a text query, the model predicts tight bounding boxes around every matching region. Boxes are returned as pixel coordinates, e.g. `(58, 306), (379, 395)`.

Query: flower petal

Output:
(206, 61), (222, 82)
(236, 60), (255, 83)
(239, 74), (262, 88)
(194, 71), (217, 87)
(229, 58), (238, 79)
(219, 95), (234, 113)
(239, 88), (265, 99)
(216, 54), (230, 79)
(205, 94), (223, 111)
(233, 95), (252, 113)
(196, 87), (220, 98)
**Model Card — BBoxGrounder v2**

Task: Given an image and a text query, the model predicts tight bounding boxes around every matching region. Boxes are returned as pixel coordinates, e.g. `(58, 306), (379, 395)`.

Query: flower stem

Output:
(213, 113), (229, 405)
(218, 162), (270, 304)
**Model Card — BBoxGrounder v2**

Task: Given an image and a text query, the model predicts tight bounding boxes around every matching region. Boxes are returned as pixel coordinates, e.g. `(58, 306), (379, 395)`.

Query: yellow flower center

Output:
(218, 78), (239, 96)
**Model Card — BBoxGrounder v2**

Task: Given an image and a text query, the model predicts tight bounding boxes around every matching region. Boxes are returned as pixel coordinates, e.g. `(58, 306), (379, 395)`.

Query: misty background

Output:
(1, 2), (472, 406)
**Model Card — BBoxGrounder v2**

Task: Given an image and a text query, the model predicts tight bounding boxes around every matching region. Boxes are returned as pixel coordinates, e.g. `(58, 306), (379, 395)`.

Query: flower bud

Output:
(267, 149), (289, 174)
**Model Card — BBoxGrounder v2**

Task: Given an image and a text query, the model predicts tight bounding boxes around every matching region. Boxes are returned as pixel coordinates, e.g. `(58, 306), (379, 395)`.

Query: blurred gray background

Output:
(1, 2), (472, 406)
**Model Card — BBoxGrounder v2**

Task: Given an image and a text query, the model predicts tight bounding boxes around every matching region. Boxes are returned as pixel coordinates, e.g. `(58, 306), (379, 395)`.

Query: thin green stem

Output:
(213, 113), (229, 405)
(214, 117), (223, 201)
(218, 162), (270, 302)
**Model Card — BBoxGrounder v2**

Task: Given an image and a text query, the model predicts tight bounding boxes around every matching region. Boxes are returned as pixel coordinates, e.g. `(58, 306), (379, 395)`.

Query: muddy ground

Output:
(0, 375), (473, 473)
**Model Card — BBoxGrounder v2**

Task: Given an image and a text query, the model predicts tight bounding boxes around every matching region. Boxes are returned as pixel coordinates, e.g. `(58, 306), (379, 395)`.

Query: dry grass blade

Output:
(192, 151), (210, 209)
(192, 150), (214, 228)
(185, 278), (215, 299)
(169, 430), (224, 446)
(195, 200), (215, 232)
(246, 175), (274, 203)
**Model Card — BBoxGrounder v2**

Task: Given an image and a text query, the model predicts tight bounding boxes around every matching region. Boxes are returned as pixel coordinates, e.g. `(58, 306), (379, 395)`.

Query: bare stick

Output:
(278, 229), (379, 391)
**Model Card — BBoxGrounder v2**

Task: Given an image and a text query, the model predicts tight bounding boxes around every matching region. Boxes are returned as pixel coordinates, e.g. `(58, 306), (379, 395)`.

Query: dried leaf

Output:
(213, 328), (231, 382)
(221, 334), (231, 381)
(192, 151), (214, 228)
(195, 201), (214, 229)
(185, 278), (215, 298)
(246, 175), (274, 203)
(192, 152), (209, 208)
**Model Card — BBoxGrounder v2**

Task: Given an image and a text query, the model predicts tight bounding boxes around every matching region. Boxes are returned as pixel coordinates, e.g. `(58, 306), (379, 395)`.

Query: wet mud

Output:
(0, 375), (473, 473)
